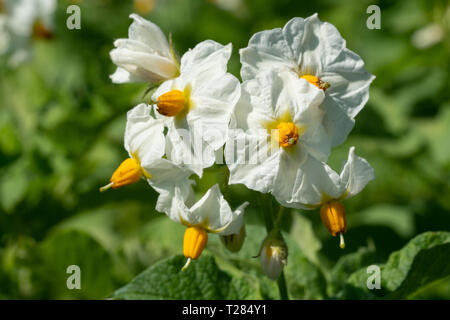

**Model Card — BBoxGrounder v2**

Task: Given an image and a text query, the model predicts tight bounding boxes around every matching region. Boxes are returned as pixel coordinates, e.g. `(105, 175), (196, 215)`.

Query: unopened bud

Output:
(259, 230), (288, 280)
(220, 225), (246, 253)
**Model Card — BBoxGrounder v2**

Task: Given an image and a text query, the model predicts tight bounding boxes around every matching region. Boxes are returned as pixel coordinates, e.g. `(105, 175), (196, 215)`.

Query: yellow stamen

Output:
(276, 122), (299, 148)
(301, 74), (330, 91)
(133, 0), (155, 14)
(32, 20), (53, 40)
(182, 226), (208, 270)
(156, 90), (186, 117)
(320, 200), (347, 248)
(99, 158), (142, 192)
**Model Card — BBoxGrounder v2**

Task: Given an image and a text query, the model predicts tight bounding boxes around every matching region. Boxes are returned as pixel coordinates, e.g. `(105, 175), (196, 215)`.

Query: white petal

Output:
(240, 27), (296, 81)
(226, 129), (280, 193)
(219, 201), (248, 236)
(274, 153), (344, 209)
(188, 71), (240, 150)
(110, 47), (178, 82)
(340, 147), (375, 199)
(180, 40), (232, 81)
(145, 158), (195, 215)
(124, 104), (165, 164)
(128, 14), (172, 57)
(110, 67), (142, 83)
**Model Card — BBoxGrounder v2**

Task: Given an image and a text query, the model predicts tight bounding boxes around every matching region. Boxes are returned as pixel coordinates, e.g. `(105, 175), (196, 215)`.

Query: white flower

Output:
(277, 146), (374, 209)
(109, 14), (180, 84)
(226, 70), (330, 205)
(100, 103), (195, 214)
(152, 40), (241, 176)
(276, 146), (374, 248)
(1, 0), (56, 66)
(167, 184), (248, 270)
(168, 184), (248, 235)
(240, 13), (375, 147)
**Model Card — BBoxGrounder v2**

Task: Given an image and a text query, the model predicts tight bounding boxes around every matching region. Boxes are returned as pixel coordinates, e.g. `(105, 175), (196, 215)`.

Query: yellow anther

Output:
(320, 200), (347, 248)
(133, 0), (155, 14)
(301, 74), (330, 91)
(32, 20), (53, 40)
(182, 226), (208, 271)
(156, 90), (186, 117)
(276, 122), (299, 148)
(99, 158), (142, 192)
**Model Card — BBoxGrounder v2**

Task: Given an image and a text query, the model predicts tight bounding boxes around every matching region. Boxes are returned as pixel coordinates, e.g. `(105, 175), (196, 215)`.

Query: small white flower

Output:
(100, 103), (194, 214)
(152, 40), (241, 176)
(110, 14), (180, 84)
(226, 70), (330, 206)
(1, 0), (56, 66)
(167, 184), (248, 270)
(278, 146), (374, 209)
(279, 146), (374, 248)
(168, 184), (248, 236)
(240, 13), (375, 147)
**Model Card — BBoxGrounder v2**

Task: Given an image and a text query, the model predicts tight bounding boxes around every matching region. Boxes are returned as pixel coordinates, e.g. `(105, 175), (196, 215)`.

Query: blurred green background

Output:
(0, 0), (449, 299)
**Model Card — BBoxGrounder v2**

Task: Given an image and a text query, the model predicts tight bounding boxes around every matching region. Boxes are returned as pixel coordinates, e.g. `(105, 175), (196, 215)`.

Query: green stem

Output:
(260, 194), (289, 300)
(274, 205), (285, 229)
(277, 271), (289, 300)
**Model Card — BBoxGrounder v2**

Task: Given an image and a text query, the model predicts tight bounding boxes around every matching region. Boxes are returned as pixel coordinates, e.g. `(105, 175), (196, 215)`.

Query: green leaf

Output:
(0, 159), (29, 213)
(113, 254), (260, 300)
(344, 231), (450, 299)
(38, 229), (120, 299)
(330, 247), (378, 297)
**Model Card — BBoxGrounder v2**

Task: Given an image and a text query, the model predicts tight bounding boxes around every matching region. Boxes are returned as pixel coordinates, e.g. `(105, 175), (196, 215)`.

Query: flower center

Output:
(32, 20), (53, 39)
(156, 89), (186, 117)
(99, 157), (142, 192)
(276, 122), (299, 148)
(320, 200), (347, 248)
(182, 226), (208, 271)
(300, 74), (330, 91)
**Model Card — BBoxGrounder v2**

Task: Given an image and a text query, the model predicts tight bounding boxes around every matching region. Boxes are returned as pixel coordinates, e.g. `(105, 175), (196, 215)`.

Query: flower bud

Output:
(259, 230), (288, 280)
(99, 157), (143, 192)
(182, 226), (208, 271)
(320, 200), (347, 248)
(220, 225), (246, 253)
(156, 90), (186, 117)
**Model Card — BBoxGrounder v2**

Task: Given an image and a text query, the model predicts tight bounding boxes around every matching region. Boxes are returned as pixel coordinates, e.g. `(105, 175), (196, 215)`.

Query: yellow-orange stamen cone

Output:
(156, 90), (186, 117)
(99, 158), (142, 192)
(301, 74), (330, 91)
(182, 226), (208, 271)
(32, 21), (53, 40)
(277, 122), (299, 148)
(320, 200), (347, 249)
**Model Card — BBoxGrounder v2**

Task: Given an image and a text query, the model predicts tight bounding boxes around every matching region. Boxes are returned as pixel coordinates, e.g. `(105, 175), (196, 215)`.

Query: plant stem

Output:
(277, 271), (289, 300)
(260, 194), (289, 300)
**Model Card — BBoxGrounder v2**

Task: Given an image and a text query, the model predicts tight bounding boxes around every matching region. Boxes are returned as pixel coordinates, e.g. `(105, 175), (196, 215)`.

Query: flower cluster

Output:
(102, 13), (375, 278)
